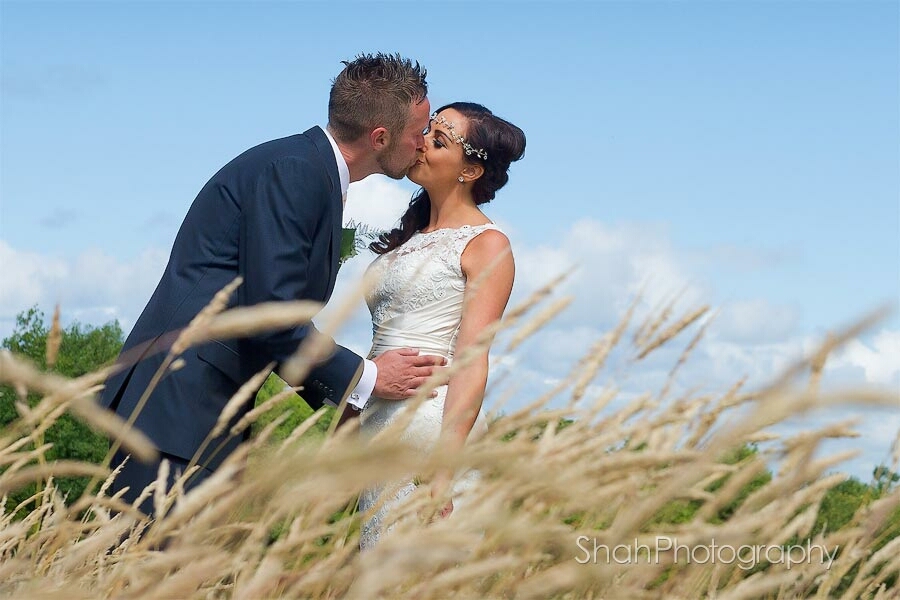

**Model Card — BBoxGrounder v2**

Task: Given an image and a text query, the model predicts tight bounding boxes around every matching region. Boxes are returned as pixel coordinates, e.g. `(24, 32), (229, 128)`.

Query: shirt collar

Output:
(322, 126), (350, 198)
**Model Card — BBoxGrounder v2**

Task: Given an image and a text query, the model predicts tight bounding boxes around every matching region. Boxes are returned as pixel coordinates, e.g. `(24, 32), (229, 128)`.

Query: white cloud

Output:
(511, 218), (707, 330)
(0, 239), (167, 337)
(828, 329), (900, 387)
(713, 299), (800, 343)
(0, 241), (68, 315)
(700, 336), (811, 388)
(866, 409), (900, 452)
(343, 176), (416, 232)
(765, 407), (896, 482)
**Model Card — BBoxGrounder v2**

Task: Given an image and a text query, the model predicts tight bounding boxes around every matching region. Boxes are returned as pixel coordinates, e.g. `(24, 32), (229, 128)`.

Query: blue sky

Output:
(1, 1), (897, 478)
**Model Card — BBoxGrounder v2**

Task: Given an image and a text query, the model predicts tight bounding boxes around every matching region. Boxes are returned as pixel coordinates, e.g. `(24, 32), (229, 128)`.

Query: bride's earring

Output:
(457, 176), (465, 183)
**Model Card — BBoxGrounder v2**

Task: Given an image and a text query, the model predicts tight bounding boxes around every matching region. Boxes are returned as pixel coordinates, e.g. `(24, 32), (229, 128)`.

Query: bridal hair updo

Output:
(370, 102), (526, 254)
(328, 52), (429, 143)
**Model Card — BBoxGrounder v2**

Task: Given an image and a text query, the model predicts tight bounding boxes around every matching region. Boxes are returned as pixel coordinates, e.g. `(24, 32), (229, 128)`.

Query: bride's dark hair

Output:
(369, 102), (526, 255)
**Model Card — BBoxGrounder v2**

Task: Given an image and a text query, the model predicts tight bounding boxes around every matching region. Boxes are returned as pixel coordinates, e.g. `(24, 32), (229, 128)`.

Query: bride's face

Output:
(407, 108), (470, 189)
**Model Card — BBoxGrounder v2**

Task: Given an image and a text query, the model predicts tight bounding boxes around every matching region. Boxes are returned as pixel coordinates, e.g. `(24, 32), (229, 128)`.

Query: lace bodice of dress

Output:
(364, 223), (503, 360)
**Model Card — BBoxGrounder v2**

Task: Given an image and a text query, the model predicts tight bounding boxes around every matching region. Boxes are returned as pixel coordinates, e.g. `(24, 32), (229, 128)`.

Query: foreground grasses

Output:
(0, 286), (898, 599)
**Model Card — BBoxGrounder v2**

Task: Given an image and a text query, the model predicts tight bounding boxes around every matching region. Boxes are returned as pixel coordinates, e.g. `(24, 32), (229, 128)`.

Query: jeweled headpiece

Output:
(429, 113), (488, 160)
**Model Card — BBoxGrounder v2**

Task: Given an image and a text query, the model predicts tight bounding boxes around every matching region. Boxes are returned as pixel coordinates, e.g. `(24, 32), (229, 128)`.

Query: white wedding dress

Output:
(357, 224), (499, 549)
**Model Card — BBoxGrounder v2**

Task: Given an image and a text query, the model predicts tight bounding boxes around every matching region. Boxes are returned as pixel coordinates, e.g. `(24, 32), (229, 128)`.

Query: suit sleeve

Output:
(301, 345), (364, 409)
(238, 157), (363, 408)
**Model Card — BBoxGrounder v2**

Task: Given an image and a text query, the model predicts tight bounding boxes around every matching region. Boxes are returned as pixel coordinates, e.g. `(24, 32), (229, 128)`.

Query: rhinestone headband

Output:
(429, 113), (488, 160)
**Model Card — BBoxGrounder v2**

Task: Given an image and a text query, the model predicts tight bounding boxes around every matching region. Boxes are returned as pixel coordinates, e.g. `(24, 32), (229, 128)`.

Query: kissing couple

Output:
(101, 52), (526, 548)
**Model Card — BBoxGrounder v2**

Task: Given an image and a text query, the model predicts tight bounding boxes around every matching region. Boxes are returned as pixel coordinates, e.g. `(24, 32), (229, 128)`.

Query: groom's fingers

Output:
(411, 365), (444, 377)
(404, 379), (429, 397)
(410, 354), (447, 367)
(390, 347), (447, 364)
(402, 378), (441, 398)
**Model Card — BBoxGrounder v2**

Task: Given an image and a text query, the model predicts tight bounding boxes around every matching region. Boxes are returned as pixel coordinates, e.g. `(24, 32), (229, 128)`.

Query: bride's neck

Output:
(424, 189), (480, 231)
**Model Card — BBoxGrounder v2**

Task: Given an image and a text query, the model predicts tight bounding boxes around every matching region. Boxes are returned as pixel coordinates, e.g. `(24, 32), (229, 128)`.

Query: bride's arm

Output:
(432, 230), (515, 498)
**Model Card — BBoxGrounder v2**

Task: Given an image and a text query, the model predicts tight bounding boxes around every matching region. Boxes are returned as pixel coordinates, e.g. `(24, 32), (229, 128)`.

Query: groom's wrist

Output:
(347, 359), (377, 411)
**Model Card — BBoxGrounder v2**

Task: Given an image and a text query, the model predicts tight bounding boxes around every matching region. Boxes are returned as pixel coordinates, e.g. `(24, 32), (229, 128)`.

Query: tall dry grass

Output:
(0, 282), (897, 599)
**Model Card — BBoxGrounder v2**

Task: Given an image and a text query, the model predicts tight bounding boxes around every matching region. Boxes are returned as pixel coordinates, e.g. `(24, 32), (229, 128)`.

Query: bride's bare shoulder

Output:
(461, 227), (514, 276)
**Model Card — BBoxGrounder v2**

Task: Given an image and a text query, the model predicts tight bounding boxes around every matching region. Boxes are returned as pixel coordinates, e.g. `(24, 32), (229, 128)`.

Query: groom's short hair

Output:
(328, 53), (428, 143)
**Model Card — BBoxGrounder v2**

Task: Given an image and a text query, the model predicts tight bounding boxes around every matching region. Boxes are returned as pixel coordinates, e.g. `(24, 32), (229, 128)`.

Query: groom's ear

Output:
(370, 127), (390, 151)
(462, 164), (484, 182)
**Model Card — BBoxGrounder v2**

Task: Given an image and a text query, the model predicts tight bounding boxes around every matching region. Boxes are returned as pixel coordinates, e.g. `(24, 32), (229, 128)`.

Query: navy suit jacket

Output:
(100, 126), (363, 470)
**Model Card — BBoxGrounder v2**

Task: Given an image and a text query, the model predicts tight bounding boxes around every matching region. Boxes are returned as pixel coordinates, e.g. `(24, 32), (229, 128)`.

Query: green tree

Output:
(808, 471), (900, 595)
(872, 465), (900, 496)
(1, 307), (124, 511)
(813, 477), (872, 535)
(650, 443), (772, 526)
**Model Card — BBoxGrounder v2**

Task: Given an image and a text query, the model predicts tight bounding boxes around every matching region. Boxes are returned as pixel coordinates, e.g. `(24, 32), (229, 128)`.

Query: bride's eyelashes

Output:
(432, 130), (453, 149)
(422, 127), (452, 151)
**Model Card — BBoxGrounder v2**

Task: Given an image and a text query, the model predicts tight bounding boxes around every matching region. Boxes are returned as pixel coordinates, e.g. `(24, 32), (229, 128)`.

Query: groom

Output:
(100, 53), (442, 515)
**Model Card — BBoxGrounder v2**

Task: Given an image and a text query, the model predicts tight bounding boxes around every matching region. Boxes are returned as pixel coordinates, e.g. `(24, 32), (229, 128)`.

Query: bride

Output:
(348, 102), (526, 549)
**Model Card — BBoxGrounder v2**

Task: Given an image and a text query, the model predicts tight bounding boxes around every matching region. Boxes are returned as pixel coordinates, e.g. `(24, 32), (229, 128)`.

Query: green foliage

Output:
(807, 468), (900, 595)
(706, 444), (772, 524)
(251, 374), (334, 442)
(3, 307), (54, 366)
(649, 443), (772, 527)
(650, 498), (703, 526)
(873, 464), (900, 496)
(876, 502), (900, 589)
(500, 417), (574, 442)
(1, 307), (124, 510)
(340, 227), (359, 266)
(814, 477), (872, 536)
(340, 222), (383, 266)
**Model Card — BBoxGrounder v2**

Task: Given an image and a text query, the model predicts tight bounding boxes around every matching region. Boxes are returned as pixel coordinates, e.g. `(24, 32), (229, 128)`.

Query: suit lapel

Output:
(307, 126), (343, 302)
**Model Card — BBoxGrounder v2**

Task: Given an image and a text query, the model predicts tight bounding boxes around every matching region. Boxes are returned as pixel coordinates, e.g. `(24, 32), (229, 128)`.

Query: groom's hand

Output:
(371, 348), (447, 400)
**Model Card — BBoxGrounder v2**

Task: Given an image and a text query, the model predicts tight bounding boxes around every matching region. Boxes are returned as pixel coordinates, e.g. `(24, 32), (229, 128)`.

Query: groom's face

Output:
(378, 97), (431, 179)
